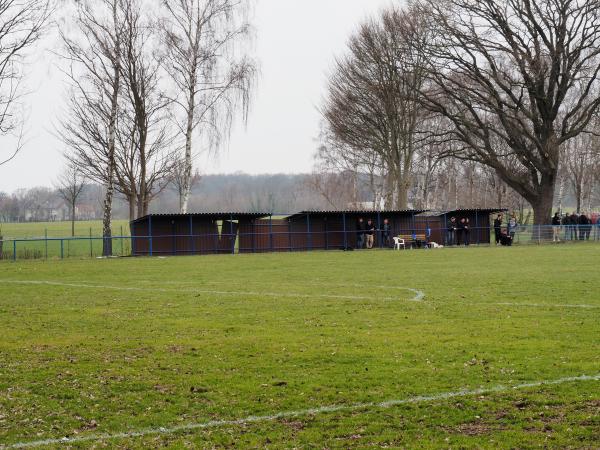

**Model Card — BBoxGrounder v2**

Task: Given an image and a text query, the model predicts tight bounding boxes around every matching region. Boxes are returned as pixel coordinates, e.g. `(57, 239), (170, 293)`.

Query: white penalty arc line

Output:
(0, 280), (425, 303)
(2, 373), (599, 449)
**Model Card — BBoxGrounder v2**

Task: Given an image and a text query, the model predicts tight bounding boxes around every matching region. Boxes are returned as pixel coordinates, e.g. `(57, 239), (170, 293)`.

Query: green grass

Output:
(0, 220), (130, 239)
(0, 220), (131, 260)
(0, 246), (599, 448)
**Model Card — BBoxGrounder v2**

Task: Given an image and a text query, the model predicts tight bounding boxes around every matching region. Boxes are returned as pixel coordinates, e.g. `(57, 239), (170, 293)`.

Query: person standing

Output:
(493, 214), (503, 245)
(382, 218), (391, 248)
(457, 217), (466, 246)
(365, 219), (376, 249)
(552, 212), (561, 242)
(356, 217), (365, 249)
(447, 216), (457, 246)
(579, 213), (591, 240)
(570, 212), (579, 240)
(464, 217), (471, 246)
(562, 213), (571, 240)
(508, 214), (518, 241)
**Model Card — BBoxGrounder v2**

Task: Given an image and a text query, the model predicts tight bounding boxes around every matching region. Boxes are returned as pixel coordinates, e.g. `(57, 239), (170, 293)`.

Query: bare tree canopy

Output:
(118, 0), (176, 220)
(320, 5), (429, 209)
(55, 162), (85, 236)
(0, 0), (51, 166)
(60, 0), (124, 255)
(417, 0), (600, 224)
(160, 0), (256, 213)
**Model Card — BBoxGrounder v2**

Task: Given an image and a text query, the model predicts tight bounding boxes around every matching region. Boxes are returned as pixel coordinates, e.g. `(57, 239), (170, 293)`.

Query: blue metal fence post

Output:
(89, 228), (93, 257)
(342, 213), (347, 249)
(230, 214), (235, 254)
(189, 215), (194, 255)
(13, 240), (16, 262)
(306, 213), (311, 251)
(148, 216), (153, 256)
(377, 211), (382, 248)
(60, 239), (64, 259)
(45, 229), (48, 260)
(269, 214), (273, 252)
(120, 226), (124, 256)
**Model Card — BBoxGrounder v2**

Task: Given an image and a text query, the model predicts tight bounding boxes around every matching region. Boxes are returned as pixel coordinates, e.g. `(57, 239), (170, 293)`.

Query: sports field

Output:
(1, 245), (599, 448)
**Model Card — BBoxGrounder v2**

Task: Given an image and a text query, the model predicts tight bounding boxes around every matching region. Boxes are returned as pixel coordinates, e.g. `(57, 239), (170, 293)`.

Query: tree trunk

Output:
(180, 89), (195, 214)
(576, 184), (582, 214)
(102, 0), (121, 257)
(71, 200), (75, 237)
(128, 194), (136, 222)
(102, 175), (114, 256)
(395, 176), (410, 210)
(531, 179), (556, 241)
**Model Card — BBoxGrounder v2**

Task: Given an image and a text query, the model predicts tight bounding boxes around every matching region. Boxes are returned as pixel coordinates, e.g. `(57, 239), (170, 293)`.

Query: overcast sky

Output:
(0, 0), (396, 192)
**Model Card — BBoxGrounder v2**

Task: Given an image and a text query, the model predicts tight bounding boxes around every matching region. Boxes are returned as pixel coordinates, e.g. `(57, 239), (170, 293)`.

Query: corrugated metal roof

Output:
(131, 212), (271, 224)
(418, 208), (508, 217)
(285, 209), (426, 219)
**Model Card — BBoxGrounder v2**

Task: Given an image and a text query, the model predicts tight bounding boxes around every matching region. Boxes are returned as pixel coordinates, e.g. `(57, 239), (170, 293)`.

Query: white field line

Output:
(492, 302), (600, 309)
(2, 373), (599, 449)
(0, 280), (425, 302)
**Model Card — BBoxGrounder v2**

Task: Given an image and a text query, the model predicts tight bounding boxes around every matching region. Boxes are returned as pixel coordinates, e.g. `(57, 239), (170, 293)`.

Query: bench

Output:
(398, 234), (428, 249)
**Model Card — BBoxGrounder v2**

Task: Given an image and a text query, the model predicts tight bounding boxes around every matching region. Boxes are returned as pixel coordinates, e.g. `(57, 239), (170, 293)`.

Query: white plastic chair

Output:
(393, 236), (405, 250)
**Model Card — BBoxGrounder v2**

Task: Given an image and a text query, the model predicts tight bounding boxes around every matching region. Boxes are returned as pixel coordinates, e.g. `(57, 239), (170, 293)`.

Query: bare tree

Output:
(562, 130), (600, 213)
(118, 0), (176, 220)
(321, 5), (429, 209)
(0, 0), (51, 166)
(160, 0), (255, 213)
(61, 0), (124, 255)
(55, 163), (85, 236)
(417, 0), (600, 226)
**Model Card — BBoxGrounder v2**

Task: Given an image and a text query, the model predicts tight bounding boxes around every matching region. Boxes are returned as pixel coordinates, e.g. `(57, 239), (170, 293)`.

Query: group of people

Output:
(355, 217), (393, 249)
(355, 217), (377, 249)
(551, 211), (599, 242)
(446, 216), (475, 246)
(493, 213), (519, 246)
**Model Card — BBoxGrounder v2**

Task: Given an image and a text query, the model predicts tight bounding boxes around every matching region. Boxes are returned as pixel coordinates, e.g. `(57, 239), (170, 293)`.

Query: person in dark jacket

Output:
(570, 212), (579, 240)
(552, 212), (561, 242)
(579, 213), (591, 240)
(494, 214), (503, 245)
(365, 219), (376, 249)
(562, 214), (571, 240)
(382, 218), (391, 248)
(464, 217), (471, 246)
(356, 217), (366, 249)
(457, 217), (466, 246)
(447, 216), (457, 246)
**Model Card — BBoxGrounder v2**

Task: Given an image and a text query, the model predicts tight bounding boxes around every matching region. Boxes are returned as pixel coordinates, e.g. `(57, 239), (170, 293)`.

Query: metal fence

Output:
(1, 223), (599, 262)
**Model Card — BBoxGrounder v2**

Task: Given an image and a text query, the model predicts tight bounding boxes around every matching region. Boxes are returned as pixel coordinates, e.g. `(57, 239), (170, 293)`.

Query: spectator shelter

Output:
(130, 212), (270, 256)
(415, 208), (508, 245)
(130, 208), (507, 256)
(282, 210), (425, 251)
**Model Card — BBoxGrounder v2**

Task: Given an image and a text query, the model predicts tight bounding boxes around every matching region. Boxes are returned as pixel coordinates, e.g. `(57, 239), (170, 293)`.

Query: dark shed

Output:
(130, 212), (270, 256)
(284, 210), (425, 251)
(416, 208), (508, 245)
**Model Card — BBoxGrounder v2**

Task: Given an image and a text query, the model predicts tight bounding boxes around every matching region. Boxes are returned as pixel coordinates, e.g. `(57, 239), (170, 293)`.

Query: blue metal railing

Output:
(1, 224), (599, 262)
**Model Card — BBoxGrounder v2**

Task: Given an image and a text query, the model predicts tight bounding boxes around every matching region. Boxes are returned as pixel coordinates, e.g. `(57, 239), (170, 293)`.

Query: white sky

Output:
(0, 0), (396, 192)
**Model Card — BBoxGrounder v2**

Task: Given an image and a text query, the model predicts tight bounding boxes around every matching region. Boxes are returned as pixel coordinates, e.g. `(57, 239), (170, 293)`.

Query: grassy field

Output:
(0, 246), (599, 448)
(0, 220), (131, 260)
(0, 220), (131, 239)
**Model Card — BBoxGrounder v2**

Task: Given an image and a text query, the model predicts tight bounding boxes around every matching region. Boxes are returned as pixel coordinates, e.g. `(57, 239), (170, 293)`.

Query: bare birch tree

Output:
(160, 0), (255, 213)
(417, 0), (600, 225)
(0, 0), (51, 166)
(61, 0), (124, 256)
(55, 163), (85, 236)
